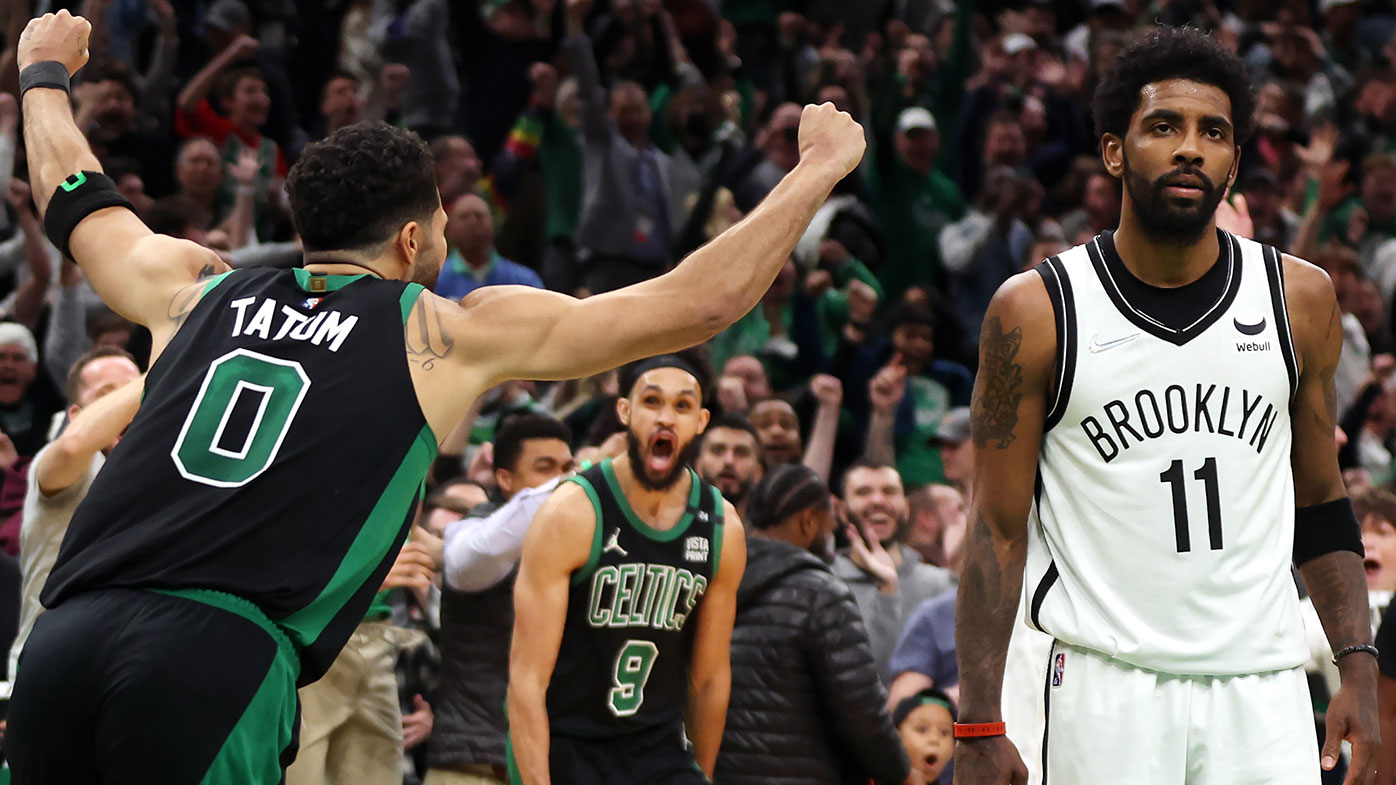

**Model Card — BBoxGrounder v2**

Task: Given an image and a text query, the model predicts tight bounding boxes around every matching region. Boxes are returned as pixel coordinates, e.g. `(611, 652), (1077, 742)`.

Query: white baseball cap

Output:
(896, 106), (938, 134)
(1002, 32), (1038, 56)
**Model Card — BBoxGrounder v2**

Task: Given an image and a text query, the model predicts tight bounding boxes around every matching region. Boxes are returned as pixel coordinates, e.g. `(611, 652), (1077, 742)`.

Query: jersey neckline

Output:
(599, 458), (700, 542)
(291, 268), (372, 294)
(1085, 229), (1242, 347)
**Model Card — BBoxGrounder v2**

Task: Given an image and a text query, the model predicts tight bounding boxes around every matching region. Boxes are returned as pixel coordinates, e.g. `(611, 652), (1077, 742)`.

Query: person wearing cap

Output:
(929, 407), (973, 497)
(1320, 0), (1367, 74)
(1243, 168), (1299, 251)
(866, 104), (966, 300)
(715, 465), (908, 785)
(1063, 0), (1135, 64)
(0, 322), (64, 458)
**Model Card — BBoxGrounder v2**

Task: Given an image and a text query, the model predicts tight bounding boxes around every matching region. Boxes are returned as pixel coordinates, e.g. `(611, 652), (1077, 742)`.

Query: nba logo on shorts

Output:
(1051, 653), (1066, 688)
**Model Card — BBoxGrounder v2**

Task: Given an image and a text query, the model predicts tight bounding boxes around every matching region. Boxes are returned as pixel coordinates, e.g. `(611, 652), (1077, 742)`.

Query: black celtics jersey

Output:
(42, 267), (436, 684)
(546, 458), (724, 737)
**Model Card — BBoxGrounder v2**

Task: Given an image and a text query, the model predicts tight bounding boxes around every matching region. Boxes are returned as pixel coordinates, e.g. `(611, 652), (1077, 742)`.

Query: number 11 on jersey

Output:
(1159, 457), (1223, 553)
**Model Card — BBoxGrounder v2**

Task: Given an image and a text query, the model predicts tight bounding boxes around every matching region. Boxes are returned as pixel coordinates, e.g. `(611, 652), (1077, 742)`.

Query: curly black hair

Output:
(1092, 25), (1257, 146)
(285, 122), (439, 253)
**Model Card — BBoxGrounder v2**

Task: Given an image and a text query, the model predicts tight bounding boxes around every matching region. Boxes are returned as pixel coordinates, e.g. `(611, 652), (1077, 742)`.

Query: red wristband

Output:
(953, 722), (1007, 738)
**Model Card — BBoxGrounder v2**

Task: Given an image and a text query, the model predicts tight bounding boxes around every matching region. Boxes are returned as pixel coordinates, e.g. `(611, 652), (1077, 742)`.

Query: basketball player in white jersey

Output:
(954, 26), (1378, 785)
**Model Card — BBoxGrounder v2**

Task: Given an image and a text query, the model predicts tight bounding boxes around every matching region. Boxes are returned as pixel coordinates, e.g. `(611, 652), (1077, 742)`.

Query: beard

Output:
(1122, 154), (1227, 245)
(852, 509), (912, 549)
(408, 251), (442, 290)
(626, 430), (701, 492)
(717, 475), (755, 505)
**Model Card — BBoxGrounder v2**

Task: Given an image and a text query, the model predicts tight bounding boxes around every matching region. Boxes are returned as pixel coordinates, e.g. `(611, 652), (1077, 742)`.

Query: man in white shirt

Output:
(426, 414), (574, 785)
(8, 346), (140, 683)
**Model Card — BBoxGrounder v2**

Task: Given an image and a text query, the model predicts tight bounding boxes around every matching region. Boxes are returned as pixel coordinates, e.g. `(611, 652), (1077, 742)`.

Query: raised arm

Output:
(442, 476), (563, 592)
(174, 33), (258, 114)
(687, 508), (745, 778)
(36, 376), (141, 495)
(1285, 254), (1380, 782)
(953, 271), (1055, 785)
(18, 12), (226, 352)
(449, 103), (865, 388)
(507, 483), (595, 785)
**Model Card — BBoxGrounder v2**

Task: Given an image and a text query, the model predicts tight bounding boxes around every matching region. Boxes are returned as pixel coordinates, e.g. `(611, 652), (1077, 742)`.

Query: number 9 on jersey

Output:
(608, 640), (658, 717)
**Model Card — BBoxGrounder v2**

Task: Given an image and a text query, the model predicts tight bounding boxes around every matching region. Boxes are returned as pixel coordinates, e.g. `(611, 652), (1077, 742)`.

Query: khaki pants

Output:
(284, 621), (404, 785)
(423, 766), (508, 785)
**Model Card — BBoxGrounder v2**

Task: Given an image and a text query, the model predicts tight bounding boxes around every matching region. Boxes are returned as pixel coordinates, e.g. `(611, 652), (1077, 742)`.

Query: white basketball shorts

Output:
(1038, 640), (1319, 785)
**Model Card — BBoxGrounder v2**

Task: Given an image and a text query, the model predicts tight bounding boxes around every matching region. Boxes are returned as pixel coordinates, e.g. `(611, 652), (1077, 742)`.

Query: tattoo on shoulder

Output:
(972, 316), (1024, 449)
(405, 291), (455, 371)
(166, 264), (219, 329)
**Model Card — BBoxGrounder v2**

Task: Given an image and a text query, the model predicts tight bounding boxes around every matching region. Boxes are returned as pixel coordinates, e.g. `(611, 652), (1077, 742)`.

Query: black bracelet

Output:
(18, 61), (70, 99)
(1332, 644), (1379, 665)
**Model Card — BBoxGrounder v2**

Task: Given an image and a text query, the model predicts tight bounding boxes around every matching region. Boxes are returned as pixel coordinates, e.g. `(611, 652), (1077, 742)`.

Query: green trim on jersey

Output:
(710, 487), (726, 575)
(279, 425), (438, 648)
(202, 269), (237, 296)
(399, 283), (426, 323)
(196, 651), (297, 785)
(146, 588), (298, 785)
(568, 473), (605, 586)
(290, 268), (371, 293)
(598, 458), (700, 542)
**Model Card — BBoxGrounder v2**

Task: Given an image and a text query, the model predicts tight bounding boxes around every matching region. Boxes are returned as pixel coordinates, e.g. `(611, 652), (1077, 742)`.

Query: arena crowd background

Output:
(1, 0), (1396, 783)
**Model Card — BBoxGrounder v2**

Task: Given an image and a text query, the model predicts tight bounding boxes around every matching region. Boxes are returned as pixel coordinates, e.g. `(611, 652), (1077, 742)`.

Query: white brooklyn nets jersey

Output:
(1023, 229), (1309, 675)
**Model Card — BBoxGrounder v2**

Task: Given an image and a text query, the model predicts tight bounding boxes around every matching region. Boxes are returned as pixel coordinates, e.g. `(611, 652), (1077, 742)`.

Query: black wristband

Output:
(43, 171), (135, 259)
(1332, 644), (1379, 666)
(18, 61), (70, 99)
(1293, 497), (1364, 566)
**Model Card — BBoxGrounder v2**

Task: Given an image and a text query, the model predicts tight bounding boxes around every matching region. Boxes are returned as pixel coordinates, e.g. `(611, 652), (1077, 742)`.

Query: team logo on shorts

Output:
(684, 536), (709, 563)
(1051, 653), (1066, 687)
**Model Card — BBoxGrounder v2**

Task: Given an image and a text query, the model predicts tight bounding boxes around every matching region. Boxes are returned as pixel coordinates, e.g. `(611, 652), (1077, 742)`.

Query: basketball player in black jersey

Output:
(9, 12), (862, 785)
(509, 352), (746, 785)
(955, 26), (1377, 785)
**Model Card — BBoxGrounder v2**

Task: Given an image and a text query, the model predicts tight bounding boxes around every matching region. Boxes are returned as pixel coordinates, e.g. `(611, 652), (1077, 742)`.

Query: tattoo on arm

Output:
(1300, 551), (1372, 651)
(405, 292), (455, 371)
(972, 316), (1024, 449)
(166, 264), (219, 328)
(954, 512), (1020, 719)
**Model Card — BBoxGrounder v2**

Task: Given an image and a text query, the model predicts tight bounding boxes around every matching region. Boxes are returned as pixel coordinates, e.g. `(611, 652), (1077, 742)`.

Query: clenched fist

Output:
(797, 102), (866, 181)
(18, 10), (92, 76)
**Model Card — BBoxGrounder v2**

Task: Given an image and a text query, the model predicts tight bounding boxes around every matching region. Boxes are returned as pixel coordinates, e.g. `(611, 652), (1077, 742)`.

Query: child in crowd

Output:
(892, 688), (956, 785)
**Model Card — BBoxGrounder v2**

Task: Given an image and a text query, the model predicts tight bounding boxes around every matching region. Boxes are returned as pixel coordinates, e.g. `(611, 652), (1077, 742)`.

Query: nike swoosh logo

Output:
(1234, 317), (1266, 335)
(1088, 333), (1140, 353)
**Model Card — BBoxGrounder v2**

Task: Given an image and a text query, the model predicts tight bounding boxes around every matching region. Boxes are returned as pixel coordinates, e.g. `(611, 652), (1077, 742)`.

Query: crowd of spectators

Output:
(3, 0), (1396, 783)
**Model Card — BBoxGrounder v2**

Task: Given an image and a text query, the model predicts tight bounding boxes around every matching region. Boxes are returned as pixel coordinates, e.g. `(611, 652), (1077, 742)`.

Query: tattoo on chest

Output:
(405, 293), (454, 371)
(973, 316), (1024, 449)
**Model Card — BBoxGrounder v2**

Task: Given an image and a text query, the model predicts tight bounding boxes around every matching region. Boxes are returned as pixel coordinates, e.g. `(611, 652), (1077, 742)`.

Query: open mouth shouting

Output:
(1366, 555), (1384, 587)
(647, 430), (678, 476)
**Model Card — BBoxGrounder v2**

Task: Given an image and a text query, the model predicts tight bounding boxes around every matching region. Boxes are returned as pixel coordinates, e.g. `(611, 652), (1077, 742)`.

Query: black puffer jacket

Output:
(715, 537), (910, 785)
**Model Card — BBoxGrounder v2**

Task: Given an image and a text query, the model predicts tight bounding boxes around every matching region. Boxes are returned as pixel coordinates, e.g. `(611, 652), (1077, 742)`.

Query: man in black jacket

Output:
(717, 464), (910, 785)
(428, 415), (575, 785)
